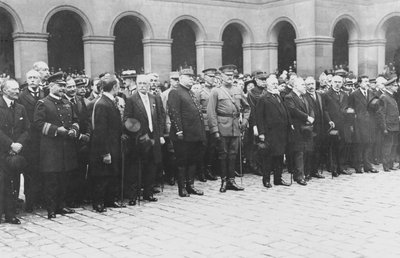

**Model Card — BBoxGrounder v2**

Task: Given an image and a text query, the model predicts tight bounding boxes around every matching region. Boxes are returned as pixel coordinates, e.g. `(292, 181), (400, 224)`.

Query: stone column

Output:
(82, 36), (115, 78)
(348, 40), (359, 76)
(266, 42), (278, 74)
(143, 39), (173, 81)
(242, 43), (270, 74)
(354, 39), (386, 77)
(13, 32), (49, 81)
(195, 40), (223, 72)
(295, 37), (334, 78)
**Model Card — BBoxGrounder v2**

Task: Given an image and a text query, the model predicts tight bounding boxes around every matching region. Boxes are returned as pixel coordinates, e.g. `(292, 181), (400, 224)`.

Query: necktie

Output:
(274, 94), (281, 103)
(9, 101), (14, 109)
(70, 98), (76, 105)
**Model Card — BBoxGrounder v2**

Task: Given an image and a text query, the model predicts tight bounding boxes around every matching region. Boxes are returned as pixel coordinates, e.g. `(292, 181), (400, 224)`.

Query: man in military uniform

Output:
(168, 68), (206, 197)
(63, 78), (91, 207)
(33, 74), (80, 219)
(0, 79), (30, 224)
(18, 70), (45, 212)
(196, 68), (219, 181)
(207, 64), (250, 192)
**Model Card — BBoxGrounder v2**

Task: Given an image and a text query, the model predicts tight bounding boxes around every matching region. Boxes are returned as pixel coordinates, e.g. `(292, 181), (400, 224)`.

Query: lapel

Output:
(292, 92), (307, 113)
(21, 88), (37, 107)
(149, 94), (155, 120)
(355, 89), (367, 106)
(266, 93), (285, 117)
(134, 92), (148, 122)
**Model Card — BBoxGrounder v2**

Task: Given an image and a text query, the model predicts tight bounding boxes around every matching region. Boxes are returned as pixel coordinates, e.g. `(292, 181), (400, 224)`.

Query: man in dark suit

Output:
(256, 76), (291, 188)
(348, 75), (379, 173)
(284, 77), (314, 186)
(377, 77), (399, 171)
(63, 78), (91, 208)
(34, 76), (80, 219)
(18, 70), (45, 212)
(323, 75), (352, 176)
(168, 68), (206, 197)
(0, 79), (30, 224)
(89, 74), (124, 212)
(304, 76), (326, 179)
(124, 74), (165, 204)
(371, 76), (387, 164)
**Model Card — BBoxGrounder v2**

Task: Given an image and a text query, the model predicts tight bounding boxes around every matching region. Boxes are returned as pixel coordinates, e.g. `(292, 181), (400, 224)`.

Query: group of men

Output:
(0, 59), (399, 224)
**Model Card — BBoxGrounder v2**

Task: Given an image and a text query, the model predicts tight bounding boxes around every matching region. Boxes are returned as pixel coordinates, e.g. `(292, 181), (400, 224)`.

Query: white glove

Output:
(253, 126), (258, 136)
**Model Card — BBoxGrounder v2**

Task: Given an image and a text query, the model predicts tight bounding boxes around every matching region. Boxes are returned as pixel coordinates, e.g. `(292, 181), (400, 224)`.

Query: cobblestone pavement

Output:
(1, 167), (400, 258)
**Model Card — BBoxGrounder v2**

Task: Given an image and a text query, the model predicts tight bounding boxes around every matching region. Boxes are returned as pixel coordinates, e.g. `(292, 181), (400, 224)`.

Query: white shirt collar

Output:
(49, 93), (61, 100)
(2, 95), (13, 107)
(103, 92), (115, 101)
(138, 92), (149, 99)
(28, 86), (39, 93)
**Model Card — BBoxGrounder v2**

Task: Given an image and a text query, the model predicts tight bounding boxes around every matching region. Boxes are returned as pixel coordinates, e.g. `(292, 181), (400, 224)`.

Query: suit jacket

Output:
(89, 95), (122, 177)
(284, 91), (314, 152)
(168, 84), (206, 142)
(323, 89), (352, 142)
(377, 91), (400, 132)
(348, 88), (377, 143)
(304, 92), (325, 139)
(34, 95), (79, 173)
(18, 87), (45, 163)
(0, 97), (30, 172)
(248, 86), (265, 127)
(256, 92), (290, 155)
(124, 92), (165, 163)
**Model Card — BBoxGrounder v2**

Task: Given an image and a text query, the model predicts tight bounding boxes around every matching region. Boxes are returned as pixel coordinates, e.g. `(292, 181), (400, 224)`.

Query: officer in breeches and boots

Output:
(207, 65), (250, 192)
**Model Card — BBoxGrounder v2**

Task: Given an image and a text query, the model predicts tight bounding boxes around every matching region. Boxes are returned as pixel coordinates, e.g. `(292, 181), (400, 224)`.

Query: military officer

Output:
(168, 68), (206, 197)
(196, 68), (219, 181)
(207, 64), (250, 192)
(33, 74), (80, 219)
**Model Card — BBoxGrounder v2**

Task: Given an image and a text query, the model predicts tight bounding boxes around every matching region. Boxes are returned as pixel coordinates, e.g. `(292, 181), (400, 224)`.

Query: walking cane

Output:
(239, 130), (243, 185)
(124, 118), (142, 205)
(120, 138), (126, 206)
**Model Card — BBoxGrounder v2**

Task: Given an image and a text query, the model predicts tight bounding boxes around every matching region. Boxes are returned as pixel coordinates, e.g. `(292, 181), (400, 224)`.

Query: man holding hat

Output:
(33, 76), (80, 219)
(168, 68), (206, 197)
(207, 64), (250, 192)
(196, 68), (219, 181)
(0, 79), (29, 224)
(377, 77), (399, 171)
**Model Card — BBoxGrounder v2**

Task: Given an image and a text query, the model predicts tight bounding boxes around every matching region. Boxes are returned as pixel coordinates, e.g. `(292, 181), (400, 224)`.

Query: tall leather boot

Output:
(219, 159), (227, 193)
(227, 158), (244, 191)
(186, 165), (204, 195)
(177, 166), (189, 197)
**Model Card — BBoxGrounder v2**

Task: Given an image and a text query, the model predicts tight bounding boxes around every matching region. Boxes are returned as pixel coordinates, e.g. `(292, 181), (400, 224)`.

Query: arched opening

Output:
(384, 17), (400, 74)
(47, 11), (84, 74)
(113, 16), (144, 74)
(0, 9), (14, 76)
(171, 20), (196, 73)
(222, 24), (243, 73)
(277, 22), (296, 73)
(333, 20), (349, 70)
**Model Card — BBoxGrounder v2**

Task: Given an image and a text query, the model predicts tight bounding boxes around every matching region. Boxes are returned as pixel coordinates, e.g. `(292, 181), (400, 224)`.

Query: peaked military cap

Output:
(170, 71), (180, 79)
(121, 70), (137, 79)
(180, 68), (194, 76)
(219, 64), (237, 75)
(47, 71), (66, 86)
(202, 68), (217, 77)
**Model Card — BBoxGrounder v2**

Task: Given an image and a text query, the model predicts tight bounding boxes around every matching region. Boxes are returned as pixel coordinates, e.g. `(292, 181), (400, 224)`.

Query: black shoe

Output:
(47, 212), (56, 219)
(366, 168), (379, 173)
(56, 208), (75, 215)
(128, 200), (136, 206)
(168, 177), (175, 186)
(105, 202), (123, 208)
(220, 179), (227, 193)
(25, 206), (34, 213)
(262, 176), (271, 188)
(186, 185), (204, 195)
(305, 175), (312, 181)
(143, 195), (158, 202)
(384, 168), (391, 172)
(274, 180), (291, 186)
(5, 217), (21, 224)
(94, 204), (106, 213)
(332, 172), (339, 177)
(153, 187), (161, 194)
(264, 182), (272, 188)
(311, 173), (325, 179)
(198, 174), (207, 182)
(205, 171), (218, 181)
(226, 178), (244, 191)
(355, 169), (363, 174)
(296, 179), (307, 186)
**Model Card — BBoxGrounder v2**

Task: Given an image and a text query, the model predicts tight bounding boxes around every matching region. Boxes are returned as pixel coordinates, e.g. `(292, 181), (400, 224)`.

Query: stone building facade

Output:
(0, 0), (399, 81)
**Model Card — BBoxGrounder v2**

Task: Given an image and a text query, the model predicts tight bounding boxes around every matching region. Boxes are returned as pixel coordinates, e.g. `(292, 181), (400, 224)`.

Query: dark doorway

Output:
(333, 21), (349, 70)
(385, 17), (400, 75)
(0, 10), (14, 76)
(171, 20), (196, 73)
(278, 22), (296, 73)
(114, 17), (144, 74)
(47, 11), (84, 74)
(222, 25), (243, 73)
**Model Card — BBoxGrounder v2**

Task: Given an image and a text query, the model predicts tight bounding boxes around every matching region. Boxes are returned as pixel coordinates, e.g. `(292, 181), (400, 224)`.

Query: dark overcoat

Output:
(0, 97), (30, 173)
(33, 95), (79, 173)
(377, 91), (400, 132)
(123, 92), (165, 163)
(256, 92), (290, 155)
(348, 89), (377, 143)
(89, 95), (122, 177)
